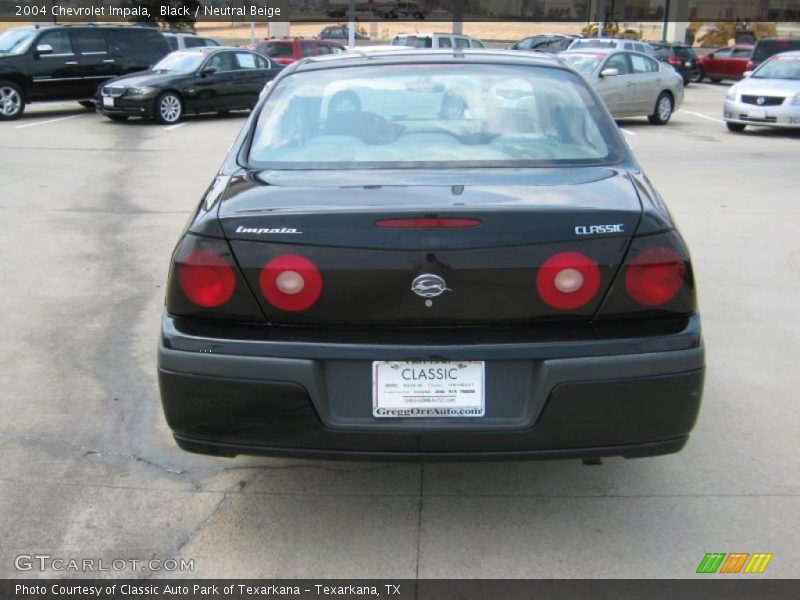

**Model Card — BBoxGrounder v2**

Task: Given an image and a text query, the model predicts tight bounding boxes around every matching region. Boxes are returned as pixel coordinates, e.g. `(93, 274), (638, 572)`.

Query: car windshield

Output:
(560, 53), (603, 75)
(0, 28), (36, 55)
(152, 51), (205, 73)
(752, 55), (800, 80)
(393, 36), (433, 48)
(248, 63), (621, 169)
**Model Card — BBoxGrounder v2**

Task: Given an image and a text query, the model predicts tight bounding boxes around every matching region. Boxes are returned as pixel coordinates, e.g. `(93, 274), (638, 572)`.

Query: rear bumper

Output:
(158, 314), (705, 459)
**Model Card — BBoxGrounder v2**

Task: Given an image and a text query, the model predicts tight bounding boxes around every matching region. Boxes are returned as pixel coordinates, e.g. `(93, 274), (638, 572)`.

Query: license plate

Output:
(102, 96), (114, 107)
(685, 60), (692, 67)
(372, 361), (485, 418)
(748, 108), (766, 119)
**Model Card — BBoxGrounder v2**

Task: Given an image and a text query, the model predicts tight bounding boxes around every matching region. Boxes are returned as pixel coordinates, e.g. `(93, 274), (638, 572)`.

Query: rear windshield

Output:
(248, 63), (623, 169)
(392, 36), (434, 48)
(674, 46), (696, 58)
(260, 42), (293, 58)
(753, 39), (800, 62)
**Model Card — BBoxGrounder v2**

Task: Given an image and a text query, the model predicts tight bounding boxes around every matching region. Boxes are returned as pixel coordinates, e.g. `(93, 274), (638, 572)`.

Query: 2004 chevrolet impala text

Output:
(157, 50), (704, 460)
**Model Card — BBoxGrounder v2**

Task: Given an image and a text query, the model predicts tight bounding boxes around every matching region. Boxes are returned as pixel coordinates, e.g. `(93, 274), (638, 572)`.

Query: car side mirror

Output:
(35, 43), (53, 56)
(201, 66), (218, 76)
(742, 70), (753, 78)
(600, 68), (619, 78)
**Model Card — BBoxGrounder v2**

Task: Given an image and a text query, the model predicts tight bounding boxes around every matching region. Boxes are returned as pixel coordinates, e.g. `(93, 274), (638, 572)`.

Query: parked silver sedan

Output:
(560, 48), (684, 124)
(723, 50), (800, 132)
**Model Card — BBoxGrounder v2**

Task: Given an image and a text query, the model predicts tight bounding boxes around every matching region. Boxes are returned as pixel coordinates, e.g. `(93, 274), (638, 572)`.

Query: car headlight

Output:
(126, 86), (156, 97)
(791, 94), (800, 106)
(725, 86), (737, 100)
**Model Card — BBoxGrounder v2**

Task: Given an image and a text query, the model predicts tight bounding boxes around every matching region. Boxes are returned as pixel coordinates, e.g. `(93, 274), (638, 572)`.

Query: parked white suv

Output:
(568, 37), (657, 58)
(391, 32), (485, 49)
(162, 31), (221, 51)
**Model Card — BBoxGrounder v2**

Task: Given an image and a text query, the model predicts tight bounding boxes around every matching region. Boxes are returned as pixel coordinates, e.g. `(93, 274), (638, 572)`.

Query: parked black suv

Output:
(651, 42), (700, 85)
(0, 25), (170, 120)
(747, 37), (800, 71)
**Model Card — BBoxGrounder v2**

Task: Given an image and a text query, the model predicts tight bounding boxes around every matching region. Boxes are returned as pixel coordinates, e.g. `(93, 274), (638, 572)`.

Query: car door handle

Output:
(103, 59), (115, 63)
(626, 81), (634, 86)
(65, 61), (78, 65)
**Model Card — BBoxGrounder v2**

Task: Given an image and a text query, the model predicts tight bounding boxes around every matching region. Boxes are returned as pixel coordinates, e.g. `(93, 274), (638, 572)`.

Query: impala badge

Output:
(411, 274), (450, 298)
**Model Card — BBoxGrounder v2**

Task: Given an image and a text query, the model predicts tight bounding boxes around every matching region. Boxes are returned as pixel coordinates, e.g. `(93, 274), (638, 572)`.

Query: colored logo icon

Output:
(696, 552), (773, 574)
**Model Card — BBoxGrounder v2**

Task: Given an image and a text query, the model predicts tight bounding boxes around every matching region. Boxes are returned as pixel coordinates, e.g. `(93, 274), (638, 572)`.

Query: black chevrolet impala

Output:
(158, 49), (704, 460)
(98, 47), (281, 124)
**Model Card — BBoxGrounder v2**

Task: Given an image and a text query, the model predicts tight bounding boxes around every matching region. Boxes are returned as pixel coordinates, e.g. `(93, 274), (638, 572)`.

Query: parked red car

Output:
(695, 44), (753, 83)
(252, 38), (345, 66)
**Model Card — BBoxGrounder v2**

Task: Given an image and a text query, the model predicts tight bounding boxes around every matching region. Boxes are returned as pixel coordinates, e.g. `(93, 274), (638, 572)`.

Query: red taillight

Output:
(667, 56), (682, 66)
(177, 249), (236, 308)
(536, 251), (601, 310)
(375, 218), (481, 229)
(624, 247), (685, 307)
(259, 254), (322, 312)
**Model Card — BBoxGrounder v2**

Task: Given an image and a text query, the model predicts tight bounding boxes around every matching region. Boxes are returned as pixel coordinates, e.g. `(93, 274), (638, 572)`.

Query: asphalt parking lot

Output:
(1, 82), (799, 579)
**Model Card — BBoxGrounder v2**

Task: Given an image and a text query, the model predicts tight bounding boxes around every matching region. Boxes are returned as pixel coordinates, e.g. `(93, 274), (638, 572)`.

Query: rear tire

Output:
(648, 92), (673, 125)
(692, 69), (704, 83)
(726, 122), (746, 133)
(154, 91), (183, 124)
(0, 80), (25, 121)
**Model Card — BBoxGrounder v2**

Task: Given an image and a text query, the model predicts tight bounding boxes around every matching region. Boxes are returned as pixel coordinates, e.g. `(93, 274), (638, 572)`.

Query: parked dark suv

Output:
(651, 42), (700, 84)
(746, 37), (800, 71)
(0, 25), (170, 120)
(510, 34), (580, 54)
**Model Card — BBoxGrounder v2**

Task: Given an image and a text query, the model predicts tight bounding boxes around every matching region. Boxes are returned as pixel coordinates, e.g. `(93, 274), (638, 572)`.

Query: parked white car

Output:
(723, 50), (800, 132)
(568, 37), (658, 58)
(391, 32), (485, 50)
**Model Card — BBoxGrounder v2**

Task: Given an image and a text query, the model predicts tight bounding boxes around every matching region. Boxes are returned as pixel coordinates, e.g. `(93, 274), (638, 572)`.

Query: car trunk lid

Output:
(218, 168), (642, 326)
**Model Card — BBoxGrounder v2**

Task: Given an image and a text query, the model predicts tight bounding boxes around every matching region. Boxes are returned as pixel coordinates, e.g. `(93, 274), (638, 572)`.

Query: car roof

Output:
(771, 49), (800, 57)
(176, 46), (248, 54)
(561, 47), (619, 55)
(290, 48), (565, 71)
(523, 33), (576, 38)
(394, 32), (473, 37)
(576, 37), (642, 43)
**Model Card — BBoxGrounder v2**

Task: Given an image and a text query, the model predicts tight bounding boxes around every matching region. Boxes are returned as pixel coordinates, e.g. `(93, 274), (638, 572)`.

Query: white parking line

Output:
(619, 128), (637, 136)
(164, 123), (187, 131)
(14, 114), (88, 129)
(679, 110), (725, 124)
